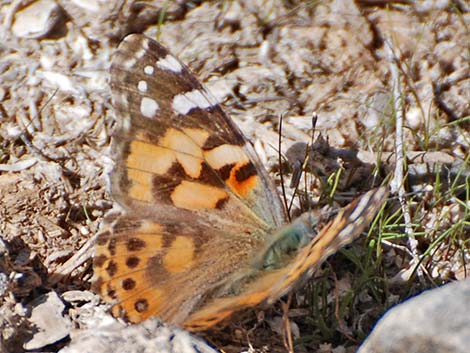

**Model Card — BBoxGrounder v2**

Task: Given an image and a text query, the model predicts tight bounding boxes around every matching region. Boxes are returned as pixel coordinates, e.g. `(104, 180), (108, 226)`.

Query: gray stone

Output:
(11, 0), (64, 39)
(358, 280), (470, 353)
(23, 291), (72, 350)
(60, 317), (218, 353)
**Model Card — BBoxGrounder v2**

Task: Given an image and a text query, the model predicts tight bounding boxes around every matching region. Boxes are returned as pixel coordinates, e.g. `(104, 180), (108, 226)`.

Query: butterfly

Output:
(92, 33), (388, 332)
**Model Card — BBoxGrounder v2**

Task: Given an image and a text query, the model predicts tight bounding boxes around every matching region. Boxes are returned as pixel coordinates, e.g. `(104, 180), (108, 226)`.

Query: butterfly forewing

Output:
(109, 34), (285, 230)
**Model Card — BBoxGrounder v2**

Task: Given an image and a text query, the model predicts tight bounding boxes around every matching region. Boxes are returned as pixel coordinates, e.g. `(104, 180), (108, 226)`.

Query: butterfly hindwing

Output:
(93, 216), (270, 324)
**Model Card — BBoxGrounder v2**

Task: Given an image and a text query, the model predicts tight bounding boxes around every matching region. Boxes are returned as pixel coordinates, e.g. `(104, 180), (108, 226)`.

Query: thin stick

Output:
(385, 36), (422, 276)
(282, 294), (294, 353)
(278, 113), (291, 222)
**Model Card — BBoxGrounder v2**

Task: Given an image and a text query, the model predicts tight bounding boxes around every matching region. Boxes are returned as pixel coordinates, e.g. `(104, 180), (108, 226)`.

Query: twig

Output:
(385, 36), (422, 278)
(48, 233), (97, 285)
(282, 294), (294, 353)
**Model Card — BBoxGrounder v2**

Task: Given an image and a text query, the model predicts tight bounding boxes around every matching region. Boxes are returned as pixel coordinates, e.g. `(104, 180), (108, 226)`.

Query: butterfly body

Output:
(92, 34), (388, 331)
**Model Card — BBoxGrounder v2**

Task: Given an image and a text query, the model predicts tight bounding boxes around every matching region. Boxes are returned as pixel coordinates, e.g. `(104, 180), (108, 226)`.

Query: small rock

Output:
(60, 317), (218, 353)
(23, 291), (72, 350)
(12, 0), (64, 39)
(358, 280), (470, 353)
(79, 226), (90, 236)
(267, 316), (300, 339)
(62, 290), (96, 304)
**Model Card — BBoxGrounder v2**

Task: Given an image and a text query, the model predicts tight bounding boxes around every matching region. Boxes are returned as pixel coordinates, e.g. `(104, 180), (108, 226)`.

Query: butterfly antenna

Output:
(278, 112), (291, 222)
(287, 113), (318, 213)
(311, 112), (318, 146)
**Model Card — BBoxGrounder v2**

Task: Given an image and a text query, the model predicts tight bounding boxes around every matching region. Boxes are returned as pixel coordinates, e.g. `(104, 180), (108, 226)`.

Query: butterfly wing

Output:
(94, 216), (273, 324)
(93, 34), (286, 325)
(183, 187), (388, 331)
(108, 34), (285, 230)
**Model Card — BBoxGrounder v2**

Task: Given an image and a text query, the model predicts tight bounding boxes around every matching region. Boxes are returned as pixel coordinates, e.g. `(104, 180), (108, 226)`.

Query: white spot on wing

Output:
(172, 89), (218, 115)
(156, 54), (183, 73)
(135, 47), (146, 59)
(138, 80), (148, 92)
(118, 92), (128, 105)
(140, 97), (159, 118)
(141, 38), (149, 50)
(120, 57), (137, 69)
(115, 92), (132, 131)
(122, 115), (131, 131)
(144, 65), (154, 75)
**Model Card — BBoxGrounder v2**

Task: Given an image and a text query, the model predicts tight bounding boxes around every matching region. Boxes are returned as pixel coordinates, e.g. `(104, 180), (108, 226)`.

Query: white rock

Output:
(358, 280), (470, 353)
(60, 317), (218, 353)
(12, 0), (64, 39)
(23, 291), (72, 350)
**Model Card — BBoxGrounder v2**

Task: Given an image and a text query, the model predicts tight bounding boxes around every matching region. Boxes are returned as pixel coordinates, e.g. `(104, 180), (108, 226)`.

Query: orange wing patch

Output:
(204, 144), (258, 197)
(225, 161), (258, 198)
(126, 168), (154, 202)
(124, 127), (260, 208)
(163, 235), (196, 273)
(128, 129), (204, 178)
(171, 181), (228, 210)
(110, 34), (286, 231)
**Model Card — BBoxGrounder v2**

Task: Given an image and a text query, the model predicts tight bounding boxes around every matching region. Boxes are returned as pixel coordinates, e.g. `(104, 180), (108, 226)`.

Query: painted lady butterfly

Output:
(92, 34), (388, 331)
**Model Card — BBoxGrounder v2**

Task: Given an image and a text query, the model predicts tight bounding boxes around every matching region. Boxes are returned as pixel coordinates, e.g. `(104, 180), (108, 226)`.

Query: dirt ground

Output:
(0, 1), (469, 352)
